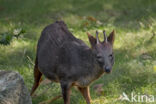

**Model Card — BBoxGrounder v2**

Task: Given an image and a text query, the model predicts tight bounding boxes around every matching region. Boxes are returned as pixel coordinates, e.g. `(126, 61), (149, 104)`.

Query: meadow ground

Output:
(0, 0), (156, 104)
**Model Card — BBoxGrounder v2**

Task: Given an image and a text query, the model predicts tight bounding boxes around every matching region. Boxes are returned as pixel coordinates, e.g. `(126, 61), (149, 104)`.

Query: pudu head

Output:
(87, 30), (115, 73)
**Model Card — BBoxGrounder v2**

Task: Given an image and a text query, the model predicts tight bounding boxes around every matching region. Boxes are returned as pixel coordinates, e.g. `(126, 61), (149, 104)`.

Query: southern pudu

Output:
(31, 21), (115, 104)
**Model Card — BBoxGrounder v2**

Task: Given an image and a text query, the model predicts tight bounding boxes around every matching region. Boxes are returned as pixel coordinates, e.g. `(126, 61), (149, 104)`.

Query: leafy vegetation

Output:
(0, 0), (156, 104)
(0, 28), (25, 45)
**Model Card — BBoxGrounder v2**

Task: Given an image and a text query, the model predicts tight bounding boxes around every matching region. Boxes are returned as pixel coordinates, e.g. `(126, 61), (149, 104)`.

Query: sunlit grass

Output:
(0, 0), (156, 104)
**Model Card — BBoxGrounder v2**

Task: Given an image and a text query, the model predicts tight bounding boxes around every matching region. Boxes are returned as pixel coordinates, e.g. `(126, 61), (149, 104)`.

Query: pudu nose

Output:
(105, 66), (111, 73)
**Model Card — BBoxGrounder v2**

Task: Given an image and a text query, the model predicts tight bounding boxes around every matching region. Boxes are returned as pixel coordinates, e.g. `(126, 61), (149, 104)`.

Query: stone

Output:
(0, 70), (32, 104)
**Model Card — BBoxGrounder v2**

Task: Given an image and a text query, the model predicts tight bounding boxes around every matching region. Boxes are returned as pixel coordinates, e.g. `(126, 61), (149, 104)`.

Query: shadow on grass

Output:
(0, 0), (156, 30)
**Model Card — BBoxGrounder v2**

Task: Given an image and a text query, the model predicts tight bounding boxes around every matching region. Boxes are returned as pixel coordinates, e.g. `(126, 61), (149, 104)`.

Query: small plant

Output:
(0, 32), (13, 45)
(0, 28), (26, 45)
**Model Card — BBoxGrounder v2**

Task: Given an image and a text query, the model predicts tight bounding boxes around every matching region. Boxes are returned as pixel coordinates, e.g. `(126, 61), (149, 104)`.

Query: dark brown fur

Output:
(31, 21), (115, 104)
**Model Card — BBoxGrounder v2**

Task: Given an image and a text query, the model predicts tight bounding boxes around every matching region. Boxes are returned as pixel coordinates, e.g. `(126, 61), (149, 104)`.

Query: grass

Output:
(0, 0), (156, 104)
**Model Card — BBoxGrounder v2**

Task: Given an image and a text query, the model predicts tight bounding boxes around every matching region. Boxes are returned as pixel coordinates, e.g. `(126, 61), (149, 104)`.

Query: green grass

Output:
(0, 0), (156, 104)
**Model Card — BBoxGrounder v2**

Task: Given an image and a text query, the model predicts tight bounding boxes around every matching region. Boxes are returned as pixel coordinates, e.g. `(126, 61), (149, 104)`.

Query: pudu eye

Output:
(109, 54), (113, 60)
(109, 54), (113, 57)
(96, 54), (103, 62)
(96, 54), (101, 58)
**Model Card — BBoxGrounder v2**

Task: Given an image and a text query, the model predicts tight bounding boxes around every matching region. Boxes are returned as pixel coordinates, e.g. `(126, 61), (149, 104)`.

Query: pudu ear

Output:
(87, 32), (96, 48)
(107, 30), (115, 45)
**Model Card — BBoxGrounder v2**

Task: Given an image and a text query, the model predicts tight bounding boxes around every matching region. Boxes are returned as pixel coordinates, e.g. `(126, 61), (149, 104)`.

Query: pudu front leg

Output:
(61, 81), (72, 104)
(78, 86), (92, 104)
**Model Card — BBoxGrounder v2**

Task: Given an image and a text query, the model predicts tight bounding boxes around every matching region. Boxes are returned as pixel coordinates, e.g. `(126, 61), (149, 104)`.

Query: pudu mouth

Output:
(103, 66), (112, 74)
(105, 70), (112, 74)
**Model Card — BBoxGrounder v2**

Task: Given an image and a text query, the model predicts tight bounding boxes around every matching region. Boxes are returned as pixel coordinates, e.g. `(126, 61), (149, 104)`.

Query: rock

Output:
(93, 84), (104, 95)
(0, 70), (32, 104)
(140, 53), (152, 60)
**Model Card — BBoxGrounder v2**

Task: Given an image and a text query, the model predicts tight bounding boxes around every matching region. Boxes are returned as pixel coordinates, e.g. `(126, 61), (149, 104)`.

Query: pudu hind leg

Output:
(78, 86), (91, 104)
(30, 58), (42, 96)
(60, 81), (72, 104)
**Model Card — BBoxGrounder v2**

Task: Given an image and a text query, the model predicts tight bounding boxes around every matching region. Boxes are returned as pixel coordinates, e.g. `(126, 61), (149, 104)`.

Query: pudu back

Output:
(36, 21), (92, 82)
